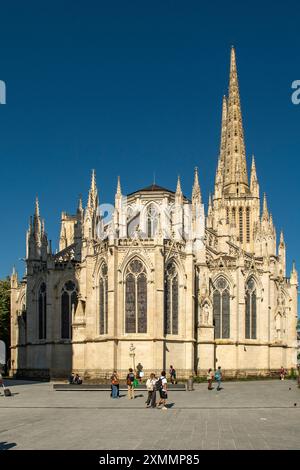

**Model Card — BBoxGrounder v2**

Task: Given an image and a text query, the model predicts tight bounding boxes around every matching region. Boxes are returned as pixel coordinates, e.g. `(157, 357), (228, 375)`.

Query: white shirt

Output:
(161, 376), (167, 389)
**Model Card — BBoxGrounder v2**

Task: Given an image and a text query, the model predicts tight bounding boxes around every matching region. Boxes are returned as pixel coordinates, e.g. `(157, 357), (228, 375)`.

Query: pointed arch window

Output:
(61, 280), (78, 339)
(245, 277), (257, 339)
(232, 207), (236, 227)
(99, 263), (108, 334)
(213, 277), (230, 339)
(246, 208), (250, 243)
(146, 204), (158, 237)
(239, 207), (243, 242)
(164, 261), (179, 335)
(38, 282), (47, 340)
(125, 259), (147, 333)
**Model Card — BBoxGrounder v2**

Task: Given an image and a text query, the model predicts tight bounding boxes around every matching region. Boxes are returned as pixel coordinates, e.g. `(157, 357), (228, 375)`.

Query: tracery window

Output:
(164, 261), (179, 335)
(61, 280), (78, 339)
(232, 207), (236, 227)
(146, 204), (158, 237)
(38, 282), (47, 340)
(99, 263), (108, 334)
(125, 259), (147, 333)
(246, 207), (250, 243)
(239, 207), (243, 242)
(245, 277), (257, 339)
(213, 277), (230, 339)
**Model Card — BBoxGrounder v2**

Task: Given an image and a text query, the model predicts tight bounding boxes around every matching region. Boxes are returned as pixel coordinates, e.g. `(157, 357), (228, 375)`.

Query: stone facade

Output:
(10, 48), (298, 380)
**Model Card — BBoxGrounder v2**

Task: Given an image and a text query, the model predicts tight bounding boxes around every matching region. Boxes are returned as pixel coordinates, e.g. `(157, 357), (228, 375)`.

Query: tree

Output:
(0, 278), (10, 354)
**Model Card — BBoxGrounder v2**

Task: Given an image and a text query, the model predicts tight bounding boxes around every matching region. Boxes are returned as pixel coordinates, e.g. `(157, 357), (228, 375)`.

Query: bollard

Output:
(187, 376), (194, 391)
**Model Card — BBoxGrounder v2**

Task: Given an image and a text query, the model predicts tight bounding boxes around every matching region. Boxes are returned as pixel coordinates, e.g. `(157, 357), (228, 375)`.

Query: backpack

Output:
(155, 378), (163, 391)
(127, 373), (134, 385)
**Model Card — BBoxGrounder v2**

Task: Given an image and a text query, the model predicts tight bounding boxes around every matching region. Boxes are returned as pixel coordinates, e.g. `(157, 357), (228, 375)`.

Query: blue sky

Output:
(0, 1), (299, 281)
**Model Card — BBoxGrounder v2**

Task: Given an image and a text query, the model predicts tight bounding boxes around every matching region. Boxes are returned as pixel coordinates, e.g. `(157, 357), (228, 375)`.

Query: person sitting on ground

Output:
(279, 366), (286, 381)
(74, 373), (82, 385)
(68, 373), (75, 384)
(169, 365), (177, 384)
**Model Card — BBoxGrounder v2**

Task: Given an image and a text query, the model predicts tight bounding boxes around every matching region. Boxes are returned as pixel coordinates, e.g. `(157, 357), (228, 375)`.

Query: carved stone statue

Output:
(201, 302), (211, 325)
(275, 314), (281, 341)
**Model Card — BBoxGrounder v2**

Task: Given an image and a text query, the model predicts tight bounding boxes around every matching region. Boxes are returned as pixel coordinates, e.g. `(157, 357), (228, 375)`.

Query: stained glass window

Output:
(164, 261), (179, 335)
(125, 259), (147, 333)
(245, 278), (257, 339)
(61, 281), (78, 339)
(213, 277), (230, 339)
(38, 282), (47, 340)
(99, 263), (108, 334)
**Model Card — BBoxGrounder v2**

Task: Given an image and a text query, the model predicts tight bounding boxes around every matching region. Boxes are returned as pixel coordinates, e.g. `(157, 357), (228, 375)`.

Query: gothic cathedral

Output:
(10, 48), (298, 379)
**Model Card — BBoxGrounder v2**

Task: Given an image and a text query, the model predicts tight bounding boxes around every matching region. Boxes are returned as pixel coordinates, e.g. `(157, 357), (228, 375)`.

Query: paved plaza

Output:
(0, 379), (299, 450)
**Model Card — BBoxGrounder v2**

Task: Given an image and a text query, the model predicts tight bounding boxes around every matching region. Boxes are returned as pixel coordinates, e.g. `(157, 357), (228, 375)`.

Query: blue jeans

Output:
(217, 380), (221, 390)
(111, 384), (118, 398)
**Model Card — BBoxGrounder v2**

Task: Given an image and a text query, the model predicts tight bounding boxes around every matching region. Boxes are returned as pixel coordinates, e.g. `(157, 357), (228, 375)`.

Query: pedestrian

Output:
(68, 373), (75, 384)
(279, 366), (286, 381)
(215, 366), (222, 391)
(145, 373), (157, 407)
(207, 368), (214, 390)
(136, 362), (144, 382)
(157, 371), (168, 410)
(110, 371), (119, 399)
(127, 368), (135, 399)
(169, 365), (177, 384)
(74, 374), (82, 384)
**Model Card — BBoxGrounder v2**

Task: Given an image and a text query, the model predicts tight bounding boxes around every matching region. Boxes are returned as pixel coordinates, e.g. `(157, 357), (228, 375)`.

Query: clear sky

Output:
(0, 1), (299, 282)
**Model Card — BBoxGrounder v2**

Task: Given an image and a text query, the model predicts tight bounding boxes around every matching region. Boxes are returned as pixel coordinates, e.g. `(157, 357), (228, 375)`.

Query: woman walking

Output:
(207, 368), (214, 390)
(127, 368), (135, 399)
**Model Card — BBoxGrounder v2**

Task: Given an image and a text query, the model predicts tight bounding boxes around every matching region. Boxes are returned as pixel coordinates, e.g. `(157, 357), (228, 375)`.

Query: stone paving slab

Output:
(0, 380), (299, 450)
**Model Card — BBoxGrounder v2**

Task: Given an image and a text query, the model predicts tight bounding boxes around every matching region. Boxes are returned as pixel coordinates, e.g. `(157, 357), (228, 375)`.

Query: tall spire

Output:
(77, 194), (83, 212)
(33, 196), (41, 235)
(91, 169), (96, 192)
(87, 169), (98, 210)
(175, 175), (183, 206)
(250, 154), (259, 192)
(219, 95), (228, 169)
(176, 175), (182, 195)
(35, 196), (40, 218)
(223, 46), (249, 195)
(192, 167), (201, 203)
(262, 193), (269, 221)
(116, 175), (122, 195)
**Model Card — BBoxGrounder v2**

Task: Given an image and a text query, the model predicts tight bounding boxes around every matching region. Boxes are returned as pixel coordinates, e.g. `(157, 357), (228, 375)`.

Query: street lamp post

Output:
(129, 343), (136, 371)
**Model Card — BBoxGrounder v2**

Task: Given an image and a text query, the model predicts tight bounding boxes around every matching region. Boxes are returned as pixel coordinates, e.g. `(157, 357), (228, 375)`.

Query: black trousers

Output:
(146, 391), (152, 405)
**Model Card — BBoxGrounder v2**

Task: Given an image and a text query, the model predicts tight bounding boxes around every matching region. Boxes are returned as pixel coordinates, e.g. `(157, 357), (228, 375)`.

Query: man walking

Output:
(157, 371), (168, 410)
(215, 366), (222, 391)
(146, 373), (157, 408)
(169, 365), (177, 384)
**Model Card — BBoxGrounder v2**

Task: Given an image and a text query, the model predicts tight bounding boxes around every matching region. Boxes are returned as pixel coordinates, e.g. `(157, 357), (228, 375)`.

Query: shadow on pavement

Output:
(0, 441), (17, 450)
